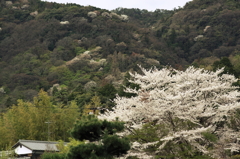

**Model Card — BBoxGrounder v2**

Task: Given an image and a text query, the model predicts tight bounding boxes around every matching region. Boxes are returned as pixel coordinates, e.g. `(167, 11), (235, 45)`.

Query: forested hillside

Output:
(0, 0), (240, 157)
(0, 0), (177, 109)
(1, 0), (240, 108)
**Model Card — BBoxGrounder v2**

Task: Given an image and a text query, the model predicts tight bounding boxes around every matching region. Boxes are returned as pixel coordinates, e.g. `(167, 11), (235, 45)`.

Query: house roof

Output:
(12, 140), (61, 152)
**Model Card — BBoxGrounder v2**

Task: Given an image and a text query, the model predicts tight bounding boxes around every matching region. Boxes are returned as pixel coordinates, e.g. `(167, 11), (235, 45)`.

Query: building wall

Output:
(15, 145), (32, 155)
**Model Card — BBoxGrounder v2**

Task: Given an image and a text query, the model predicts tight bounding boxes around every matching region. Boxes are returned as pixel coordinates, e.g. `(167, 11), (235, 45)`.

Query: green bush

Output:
(41, 152), (65, 159)
(75, 47), (86, 55)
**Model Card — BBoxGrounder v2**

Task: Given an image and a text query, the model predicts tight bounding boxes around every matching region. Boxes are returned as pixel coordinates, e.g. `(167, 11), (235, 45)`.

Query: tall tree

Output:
(99, 66), (240, 158)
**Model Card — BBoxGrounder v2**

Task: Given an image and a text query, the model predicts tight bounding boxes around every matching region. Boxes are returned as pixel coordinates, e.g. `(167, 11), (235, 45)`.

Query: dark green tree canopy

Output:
(67, 116), (130, 159)
(70, 115), (125, 141)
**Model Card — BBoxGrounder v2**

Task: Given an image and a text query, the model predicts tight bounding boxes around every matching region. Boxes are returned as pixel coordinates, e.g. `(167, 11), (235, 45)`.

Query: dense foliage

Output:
(67, 116), (130, 159)
(1, 0), (240, 109)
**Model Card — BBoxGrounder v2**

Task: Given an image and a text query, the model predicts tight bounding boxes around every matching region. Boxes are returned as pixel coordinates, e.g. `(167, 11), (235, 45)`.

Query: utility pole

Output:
(45, 121), (52, 141)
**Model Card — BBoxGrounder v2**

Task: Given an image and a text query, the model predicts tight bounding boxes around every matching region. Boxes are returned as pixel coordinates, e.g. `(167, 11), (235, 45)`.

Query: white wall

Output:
(15, 145), (32, 155)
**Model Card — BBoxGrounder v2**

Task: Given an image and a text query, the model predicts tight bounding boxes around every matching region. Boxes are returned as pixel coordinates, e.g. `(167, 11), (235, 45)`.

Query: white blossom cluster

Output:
(99, 66), (240, 157)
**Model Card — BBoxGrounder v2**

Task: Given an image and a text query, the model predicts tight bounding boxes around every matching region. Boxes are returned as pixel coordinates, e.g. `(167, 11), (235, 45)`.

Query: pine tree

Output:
(67, 115), (130, 159)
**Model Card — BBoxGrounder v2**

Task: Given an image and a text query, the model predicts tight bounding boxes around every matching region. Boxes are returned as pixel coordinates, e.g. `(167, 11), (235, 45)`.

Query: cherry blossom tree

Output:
(99, 66), (240, 158)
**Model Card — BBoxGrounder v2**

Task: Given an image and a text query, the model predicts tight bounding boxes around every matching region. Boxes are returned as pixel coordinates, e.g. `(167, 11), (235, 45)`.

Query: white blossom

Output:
(99, 66), (240, 157)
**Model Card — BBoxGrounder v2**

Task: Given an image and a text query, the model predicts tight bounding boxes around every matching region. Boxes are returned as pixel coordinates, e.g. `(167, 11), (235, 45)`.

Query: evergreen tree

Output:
(212, 57), (236, 77)
(67, 115), (130, 159)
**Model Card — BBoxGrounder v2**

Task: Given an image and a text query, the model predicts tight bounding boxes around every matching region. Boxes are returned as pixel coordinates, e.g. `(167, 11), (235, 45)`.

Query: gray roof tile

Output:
(12, 140), (65, 151)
